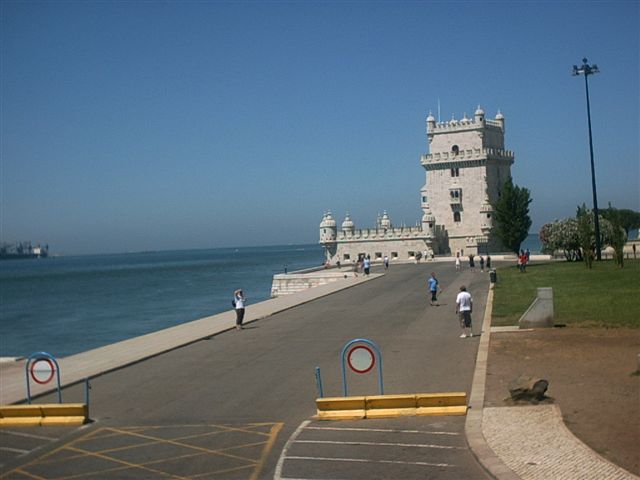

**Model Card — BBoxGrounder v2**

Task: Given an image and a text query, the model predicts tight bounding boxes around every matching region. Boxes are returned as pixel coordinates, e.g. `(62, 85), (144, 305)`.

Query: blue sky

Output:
(2, 1), (638, 255)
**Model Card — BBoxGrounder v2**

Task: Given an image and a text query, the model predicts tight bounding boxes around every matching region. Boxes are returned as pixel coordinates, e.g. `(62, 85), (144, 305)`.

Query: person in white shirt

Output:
(455, 285), (473, 338)
(234, 289), (246, 330)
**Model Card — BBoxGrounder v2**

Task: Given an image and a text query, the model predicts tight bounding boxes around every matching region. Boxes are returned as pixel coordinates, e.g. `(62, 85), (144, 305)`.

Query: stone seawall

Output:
(270, 267), (357, 297)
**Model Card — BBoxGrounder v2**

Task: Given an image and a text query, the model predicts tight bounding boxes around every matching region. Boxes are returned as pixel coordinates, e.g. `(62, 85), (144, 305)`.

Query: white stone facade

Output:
(320, 107), (515, 262)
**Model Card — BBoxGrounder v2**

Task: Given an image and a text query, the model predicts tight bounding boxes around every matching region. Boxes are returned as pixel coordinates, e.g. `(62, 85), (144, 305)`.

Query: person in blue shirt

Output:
(427, 272), (439, 306)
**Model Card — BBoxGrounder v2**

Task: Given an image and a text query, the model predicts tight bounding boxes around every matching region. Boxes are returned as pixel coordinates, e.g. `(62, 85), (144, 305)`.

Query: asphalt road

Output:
(2, 262), (492, 479)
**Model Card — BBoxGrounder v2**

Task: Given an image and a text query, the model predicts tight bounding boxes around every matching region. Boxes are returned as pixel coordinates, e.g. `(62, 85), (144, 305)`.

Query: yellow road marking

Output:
(1, 422), (284, 480)
(251, 423), (284, 480)
(9, 469), (45, 480)
(65, 445), (189, 480)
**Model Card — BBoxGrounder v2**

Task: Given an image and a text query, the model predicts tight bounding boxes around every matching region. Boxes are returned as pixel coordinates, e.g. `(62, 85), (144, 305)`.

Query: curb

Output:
(465, 284), (521, 480)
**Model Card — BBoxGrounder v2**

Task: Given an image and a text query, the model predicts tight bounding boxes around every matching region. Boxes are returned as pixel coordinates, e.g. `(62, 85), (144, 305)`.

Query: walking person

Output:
(455, 285), (473, 338)
(486, 255), (491, 269)
(233, 289), (246, 330)
(428, 272), (439, 306)
(468, 254), (475, 272)
(363, 256), (371, 275)
(383, 255), (389, 270)
(479, 256), (485, 272)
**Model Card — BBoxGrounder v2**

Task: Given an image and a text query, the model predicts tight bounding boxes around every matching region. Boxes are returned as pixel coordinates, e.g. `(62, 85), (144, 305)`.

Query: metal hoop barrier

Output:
(25, 352), (62, 404)
(340, 338), (384, 396)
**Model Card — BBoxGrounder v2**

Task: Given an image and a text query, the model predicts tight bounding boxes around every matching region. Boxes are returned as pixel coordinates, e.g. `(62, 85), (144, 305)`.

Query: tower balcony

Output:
(421, 147), (514, 170)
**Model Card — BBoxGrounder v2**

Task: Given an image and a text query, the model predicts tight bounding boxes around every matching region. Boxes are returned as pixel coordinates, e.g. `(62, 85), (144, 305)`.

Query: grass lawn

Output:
(491, 259), (640, 328)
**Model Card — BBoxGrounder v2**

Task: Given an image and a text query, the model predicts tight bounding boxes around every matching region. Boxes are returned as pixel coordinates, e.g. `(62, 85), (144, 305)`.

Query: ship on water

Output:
(0, 241), (48, 260)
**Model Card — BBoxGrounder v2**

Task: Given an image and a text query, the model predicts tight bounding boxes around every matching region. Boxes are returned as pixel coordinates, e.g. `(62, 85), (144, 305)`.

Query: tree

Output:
(600, 204), (629, 267)
(576, 205), (619, 268)
(577, 204), (595, 268)
(601, 204), (640, 237)
(539, 219), (582, 261)
(492, 178), (532, 254)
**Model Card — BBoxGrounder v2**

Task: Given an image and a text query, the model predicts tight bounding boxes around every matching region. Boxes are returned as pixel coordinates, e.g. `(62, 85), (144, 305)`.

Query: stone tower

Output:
(420, 107), (514, 255)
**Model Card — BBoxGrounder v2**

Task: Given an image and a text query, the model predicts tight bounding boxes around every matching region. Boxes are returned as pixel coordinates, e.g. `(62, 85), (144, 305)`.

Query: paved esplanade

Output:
(1, 264), (492, 479)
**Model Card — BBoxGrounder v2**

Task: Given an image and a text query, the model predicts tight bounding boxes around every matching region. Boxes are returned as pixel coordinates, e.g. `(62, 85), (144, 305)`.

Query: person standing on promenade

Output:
(518, 250), (527, 272)
(479, 256), (485, 272)
(486, 255), (491, 269)
(468, 254), (475, 271)
(427, 272), (439, 306)
(455, 285), (473, 338)
(233, 289), (246, 330)
(383, 255), (389, 270)
(363, 256), (371, 275)
(455, 253), (461, 271)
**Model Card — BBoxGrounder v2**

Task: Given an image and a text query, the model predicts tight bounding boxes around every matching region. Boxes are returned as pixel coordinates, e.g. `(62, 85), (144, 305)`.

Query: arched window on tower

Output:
(451, 145), (459, 155)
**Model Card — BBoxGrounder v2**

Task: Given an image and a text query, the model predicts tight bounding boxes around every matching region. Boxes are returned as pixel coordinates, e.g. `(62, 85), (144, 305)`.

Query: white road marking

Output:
(0, 446), (30, 454)
(294, 439), (464, 449)
(274, 419), (310, 480)
(1, 430), (56, 441)
(285, 456), (453, 468)
(304, 426), (459, 436)
(275, 421), (460, 479)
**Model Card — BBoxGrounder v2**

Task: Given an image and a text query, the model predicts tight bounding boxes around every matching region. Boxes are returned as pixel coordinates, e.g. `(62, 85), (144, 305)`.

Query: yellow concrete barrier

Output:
(0, 404), (88, 427)
(365, 394), (417, 419)
(415, 392), (468, 416)
(316, 392), (467, 420)
(316, 396), (366, 421)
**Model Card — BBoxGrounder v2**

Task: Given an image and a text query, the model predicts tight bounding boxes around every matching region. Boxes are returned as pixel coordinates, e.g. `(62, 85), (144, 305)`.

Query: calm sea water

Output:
(0, 244), (325, 358)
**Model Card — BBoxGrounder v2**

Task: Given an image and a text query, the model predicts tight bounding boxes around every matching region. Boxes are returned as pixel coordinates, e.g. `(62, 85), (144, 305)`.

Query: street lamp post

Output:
(572, 57), (601, 261)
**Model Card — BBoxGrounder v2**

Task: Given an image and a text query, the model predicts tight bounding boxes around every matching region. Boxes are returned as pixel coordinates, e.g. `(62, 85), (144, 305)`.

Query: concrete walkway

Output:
(2, 268), (637, 480)
(465, 284), (639, 480)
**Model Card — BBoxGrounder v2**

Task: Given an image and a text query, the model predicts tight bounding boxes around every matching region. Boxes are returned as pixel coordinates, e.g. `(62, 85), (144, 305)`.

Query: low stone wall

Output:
(270, 268), (357, 297)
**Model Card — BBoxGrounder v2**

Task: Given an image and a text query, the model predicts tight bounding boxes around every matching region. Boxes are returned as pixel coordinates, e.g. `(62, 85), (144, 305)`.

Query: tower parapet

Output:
(319, 210), (435, 264)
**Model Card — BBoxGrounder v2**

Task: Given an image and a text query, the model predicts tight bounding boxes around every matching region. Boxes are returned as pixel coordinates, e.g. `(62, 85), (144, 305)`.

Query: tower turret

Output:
(495, 110), (505, 131)
(422, 205), (436, 238)
(319, 211), (338, 262)
(380, 211), (391, 230)
(474, 105), (485, 124)
(480, 198), (493, 234)
(341, 213), (355, 234)
(319, 211), (337, 244)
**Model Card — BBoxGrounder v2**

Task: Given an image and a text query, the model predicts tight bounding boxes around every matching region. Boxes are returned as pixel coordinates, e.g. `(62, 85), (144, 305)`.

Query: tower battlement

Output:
(427, 117), (503, 133)
(421, 147), (514, 168)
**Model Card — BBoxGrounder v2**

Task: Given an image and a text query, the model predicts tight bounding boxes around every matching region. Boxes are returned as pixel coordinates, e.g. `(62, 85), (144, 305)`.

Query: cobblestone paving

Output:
(483, 405), (639, 480)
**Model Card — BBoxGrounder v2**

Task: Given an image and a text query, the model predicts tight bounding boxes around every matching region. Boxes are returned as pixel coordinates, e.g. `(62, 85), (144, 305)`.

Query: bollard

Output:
(315, 367), (324, 398)
(489, 269), (497, 283)
(84, 378), (91, 420)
